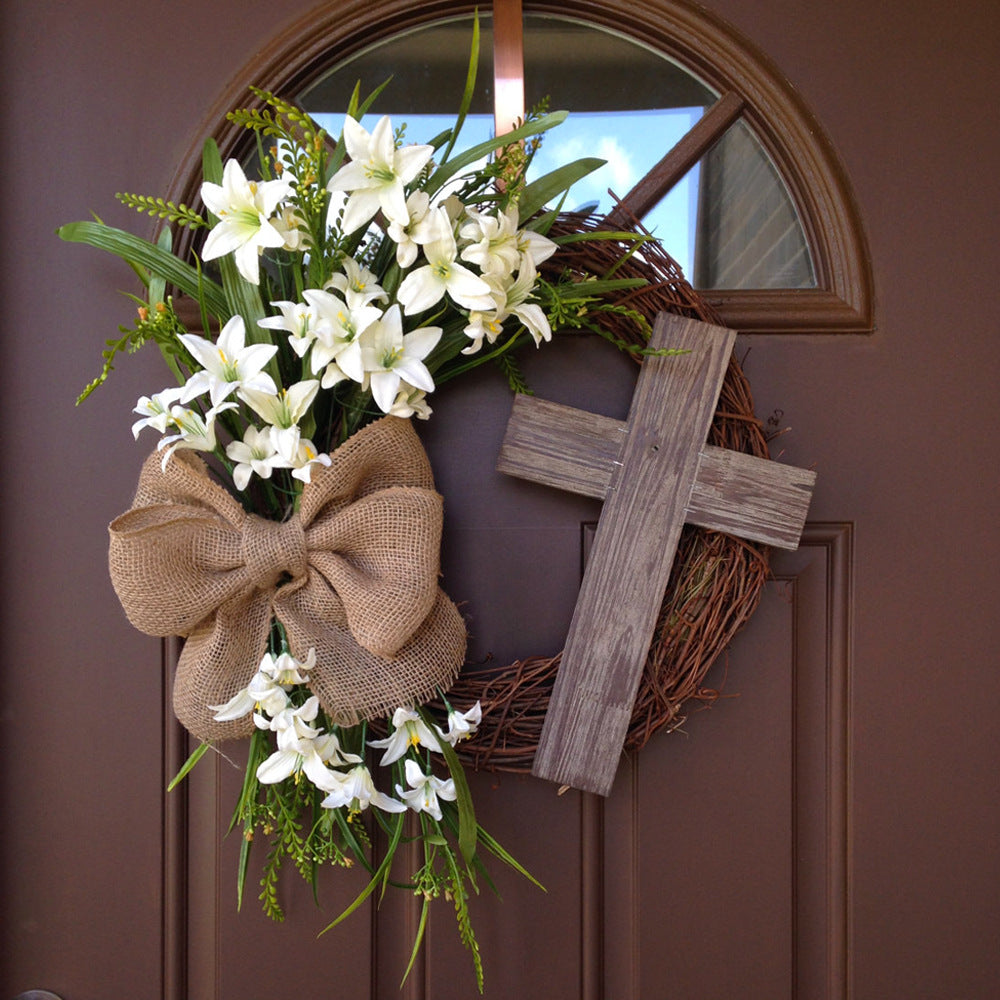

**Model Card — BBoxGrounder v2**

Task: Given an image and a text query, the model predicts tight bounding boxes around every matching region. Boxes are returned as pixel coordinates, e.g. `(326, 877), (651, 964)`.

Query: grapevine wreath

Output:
(59, 58), (774, 990)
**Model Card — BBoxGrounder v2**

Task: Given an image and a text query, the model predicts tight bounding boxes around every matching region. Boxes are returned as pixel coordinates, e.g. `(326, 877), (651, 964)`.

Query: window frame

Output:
(166, 0), (873, 335)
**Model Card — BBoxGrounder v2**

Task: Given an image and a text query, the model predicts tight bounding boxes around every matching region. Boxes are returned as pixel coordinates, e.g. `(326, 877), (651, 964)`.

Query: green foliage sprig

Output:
(77, 296), (188, 404)
(116, 192), (207, 229)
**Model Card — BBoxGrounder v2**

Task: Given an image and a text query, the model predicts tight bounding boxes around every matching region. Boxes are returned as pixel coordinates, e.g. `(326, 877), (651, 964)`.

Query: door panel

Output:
(4, 1), (999, 998)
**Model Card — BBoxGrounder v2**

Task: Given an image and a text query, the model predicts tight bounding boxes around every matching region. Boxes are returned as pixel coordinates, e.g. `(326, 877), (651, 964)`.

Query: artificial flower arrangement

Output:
(59, 24), (670, 992)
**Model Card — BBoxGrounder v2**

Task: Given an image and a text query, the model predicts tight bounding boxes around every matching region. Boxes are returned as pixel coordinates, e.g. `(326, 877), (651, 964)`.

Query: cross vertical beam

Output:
(529, 314), (736, 795)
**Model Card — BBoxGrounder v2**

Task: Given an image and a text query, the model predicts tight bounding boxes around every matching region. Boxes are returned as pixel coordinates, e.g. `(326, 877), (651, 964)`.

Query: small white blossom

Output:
(368, 707), (442, 766)
(157, 401), (237, 469)
(397, 207), (494, 315)
(226, 424), (281, 491)
(261, 648), (315, 687)
(387, 385), (433, 420)
(459, 206), (522, 276)
(320, 764), (407, 815)
(325, 257), (388, 309)
(304, 287), (381, 384)
(131, 386), (185, 439)
(240, 380), (319, 464)
(258, 300), (321, 359)
(438, 701), (482, 746)
(207, 686), (257, 723)
(387, 190), (449, 268)
(395, 759), (457, 821)
(288, 438), (332, 484)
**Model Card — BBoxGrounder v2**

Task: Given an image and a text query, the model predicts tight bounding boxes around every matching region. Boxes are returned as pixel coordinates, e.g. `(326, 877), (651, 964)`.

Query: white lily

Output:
(257, 727), (340, 792)
(459, 206), (522, 277)
(387, 384), (433, 420)
(247, 669), (290, 722)
(272, 203), (307, 252)
(502, 257), (552, 346)
(225, 424), (282, 491)
(240, 380), (319, 464)
(303, 287), (381, 384)
(157, 401), (237, 469)
(200, 158), (292, 284)
(396, 207), (494, 315)
(179, 315), (278, 408)
(319, 764), (407, 815)
(255, 697), (346, 792)
(208, 685), (257, 723)
(258, 299), (320, 359)
(438, 701), (483, 746)
(131, 386), (185, 439)
(360, 305), (440, 414)
(326, 115), (434, 233)
(368, 706), (442, 766)
(387, 190), (449, 268)
(288, 437), (332, 484)
(325, 257), (388, 309)
(517, 223), (558, 270)
(396, 759), (457, 821)
(461, 299), (507, 355)
(260, 648), (316, 687)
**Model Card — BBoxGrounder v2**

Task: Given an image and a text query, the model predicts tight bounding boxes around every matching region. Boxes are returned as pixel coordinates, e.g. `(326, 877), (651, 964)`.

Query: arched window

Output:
(168, 0), (873, 334)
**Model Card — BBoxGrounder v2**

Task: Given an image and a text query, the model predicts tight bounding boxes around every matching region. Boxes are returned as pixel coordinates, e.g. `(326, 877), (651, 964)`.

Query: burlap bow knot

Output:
(108, 417), (466, 741)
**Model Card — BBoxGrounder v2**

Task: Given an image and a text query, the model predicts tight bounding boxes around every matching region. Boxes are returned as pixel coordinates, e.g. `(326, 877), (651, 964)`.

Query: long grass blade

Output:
(57, 221), (228, 316)
(424, 111), (568, 197)
(318, 809), (405, 935)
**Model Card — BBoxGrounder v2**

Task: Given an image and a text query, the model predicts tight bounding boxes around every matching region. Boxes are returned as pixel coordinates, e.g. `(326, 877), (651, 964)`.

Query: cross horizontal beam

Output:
(498, 395), (815, 549)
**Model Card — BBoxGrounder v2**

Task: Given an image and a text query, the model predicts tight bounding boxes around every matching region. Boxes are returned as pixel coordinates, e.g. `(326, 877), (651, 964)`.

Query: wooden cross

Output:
(497, 312), (817, 796)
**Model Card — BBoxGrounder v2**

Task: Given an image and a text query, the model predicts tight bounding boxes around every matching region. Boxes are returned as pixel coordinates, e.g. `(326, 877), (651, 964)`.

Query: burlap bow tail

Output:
(109, 417), (466, 741)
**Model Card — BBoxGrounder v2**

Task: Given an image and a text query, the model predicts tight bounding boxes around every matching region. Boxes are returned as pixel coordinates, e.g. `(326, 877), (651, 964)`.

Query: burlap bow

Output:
(108, 417), (466, 741)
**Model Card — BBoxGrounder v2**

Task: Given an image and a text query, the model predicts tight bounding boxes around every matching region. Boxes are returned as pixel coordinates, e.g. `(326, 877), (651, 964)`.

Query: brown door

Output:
(3, 1), (998, 998)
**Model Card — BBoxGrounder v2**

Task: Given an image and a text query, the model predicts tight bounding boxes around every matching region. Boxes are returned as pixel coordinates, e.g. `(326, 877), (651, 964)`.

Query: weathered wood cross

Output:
(497, 312), (817, 796)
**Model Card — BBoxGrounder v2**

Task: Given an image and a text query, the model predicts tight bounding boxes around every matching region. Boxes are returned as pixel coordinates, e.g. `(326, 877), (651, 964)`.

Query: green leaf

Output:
(399, 896), (430, 989)
(554, 276), (648, 299)
(424, 111), (569, 198)
(57, 221), (228, 317)
(474, 825), (546, 892)
(419, 706), (476, 865)
(439, 12), (480, 165)
(518, 157), (605, 220)
(237, 829), (252, 911)
(149, 227), (172, 306)
(166, 740), (211, 791)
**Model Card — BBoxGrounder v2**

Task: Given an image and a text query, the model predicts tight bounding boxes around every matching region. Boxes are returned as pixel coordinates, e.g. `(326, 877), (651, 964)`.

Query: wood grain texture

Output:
(531, 314), (735, 795)
(499, 396), (816, 549)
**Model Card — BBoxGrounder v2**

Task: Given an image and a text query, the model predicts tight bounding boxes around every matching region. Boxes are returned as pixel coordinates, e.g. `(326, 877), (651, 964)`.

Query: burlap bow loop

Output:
(109, 417), (466, 741)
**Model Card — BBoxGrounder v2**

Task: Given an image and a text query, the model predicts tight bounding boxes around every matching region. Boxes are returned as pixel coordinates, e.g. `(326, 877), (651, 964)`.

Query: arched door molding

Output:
(166, 0), (873, 334)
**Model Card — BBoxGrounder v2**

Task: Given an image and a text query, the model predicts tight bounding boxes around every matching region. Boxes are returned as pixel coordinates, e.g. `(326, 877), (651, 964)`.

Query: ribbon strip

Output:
(109, 417), (466, 741)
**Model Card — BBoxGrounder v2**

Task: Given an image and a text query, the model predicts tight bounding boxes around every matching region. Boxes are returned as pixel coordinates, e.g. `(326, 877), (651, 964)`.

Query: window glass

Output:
(300, 13), (814, 288)
(693, 120), (816, 288)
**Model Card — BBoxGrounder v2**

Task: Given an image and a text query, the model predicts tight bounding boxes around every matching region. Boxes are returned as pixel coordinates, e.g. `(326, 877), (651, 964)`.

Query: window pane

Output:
(299, 13), (815, 289)
(693, 120), (816, 288)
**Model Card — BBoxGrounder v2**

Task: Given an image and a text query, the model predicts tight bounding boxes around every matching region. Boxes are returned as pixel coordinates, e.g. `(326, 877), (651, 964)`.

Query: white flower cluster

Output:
(210, 648), (482, 821)
(130, 114), (557, 489)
